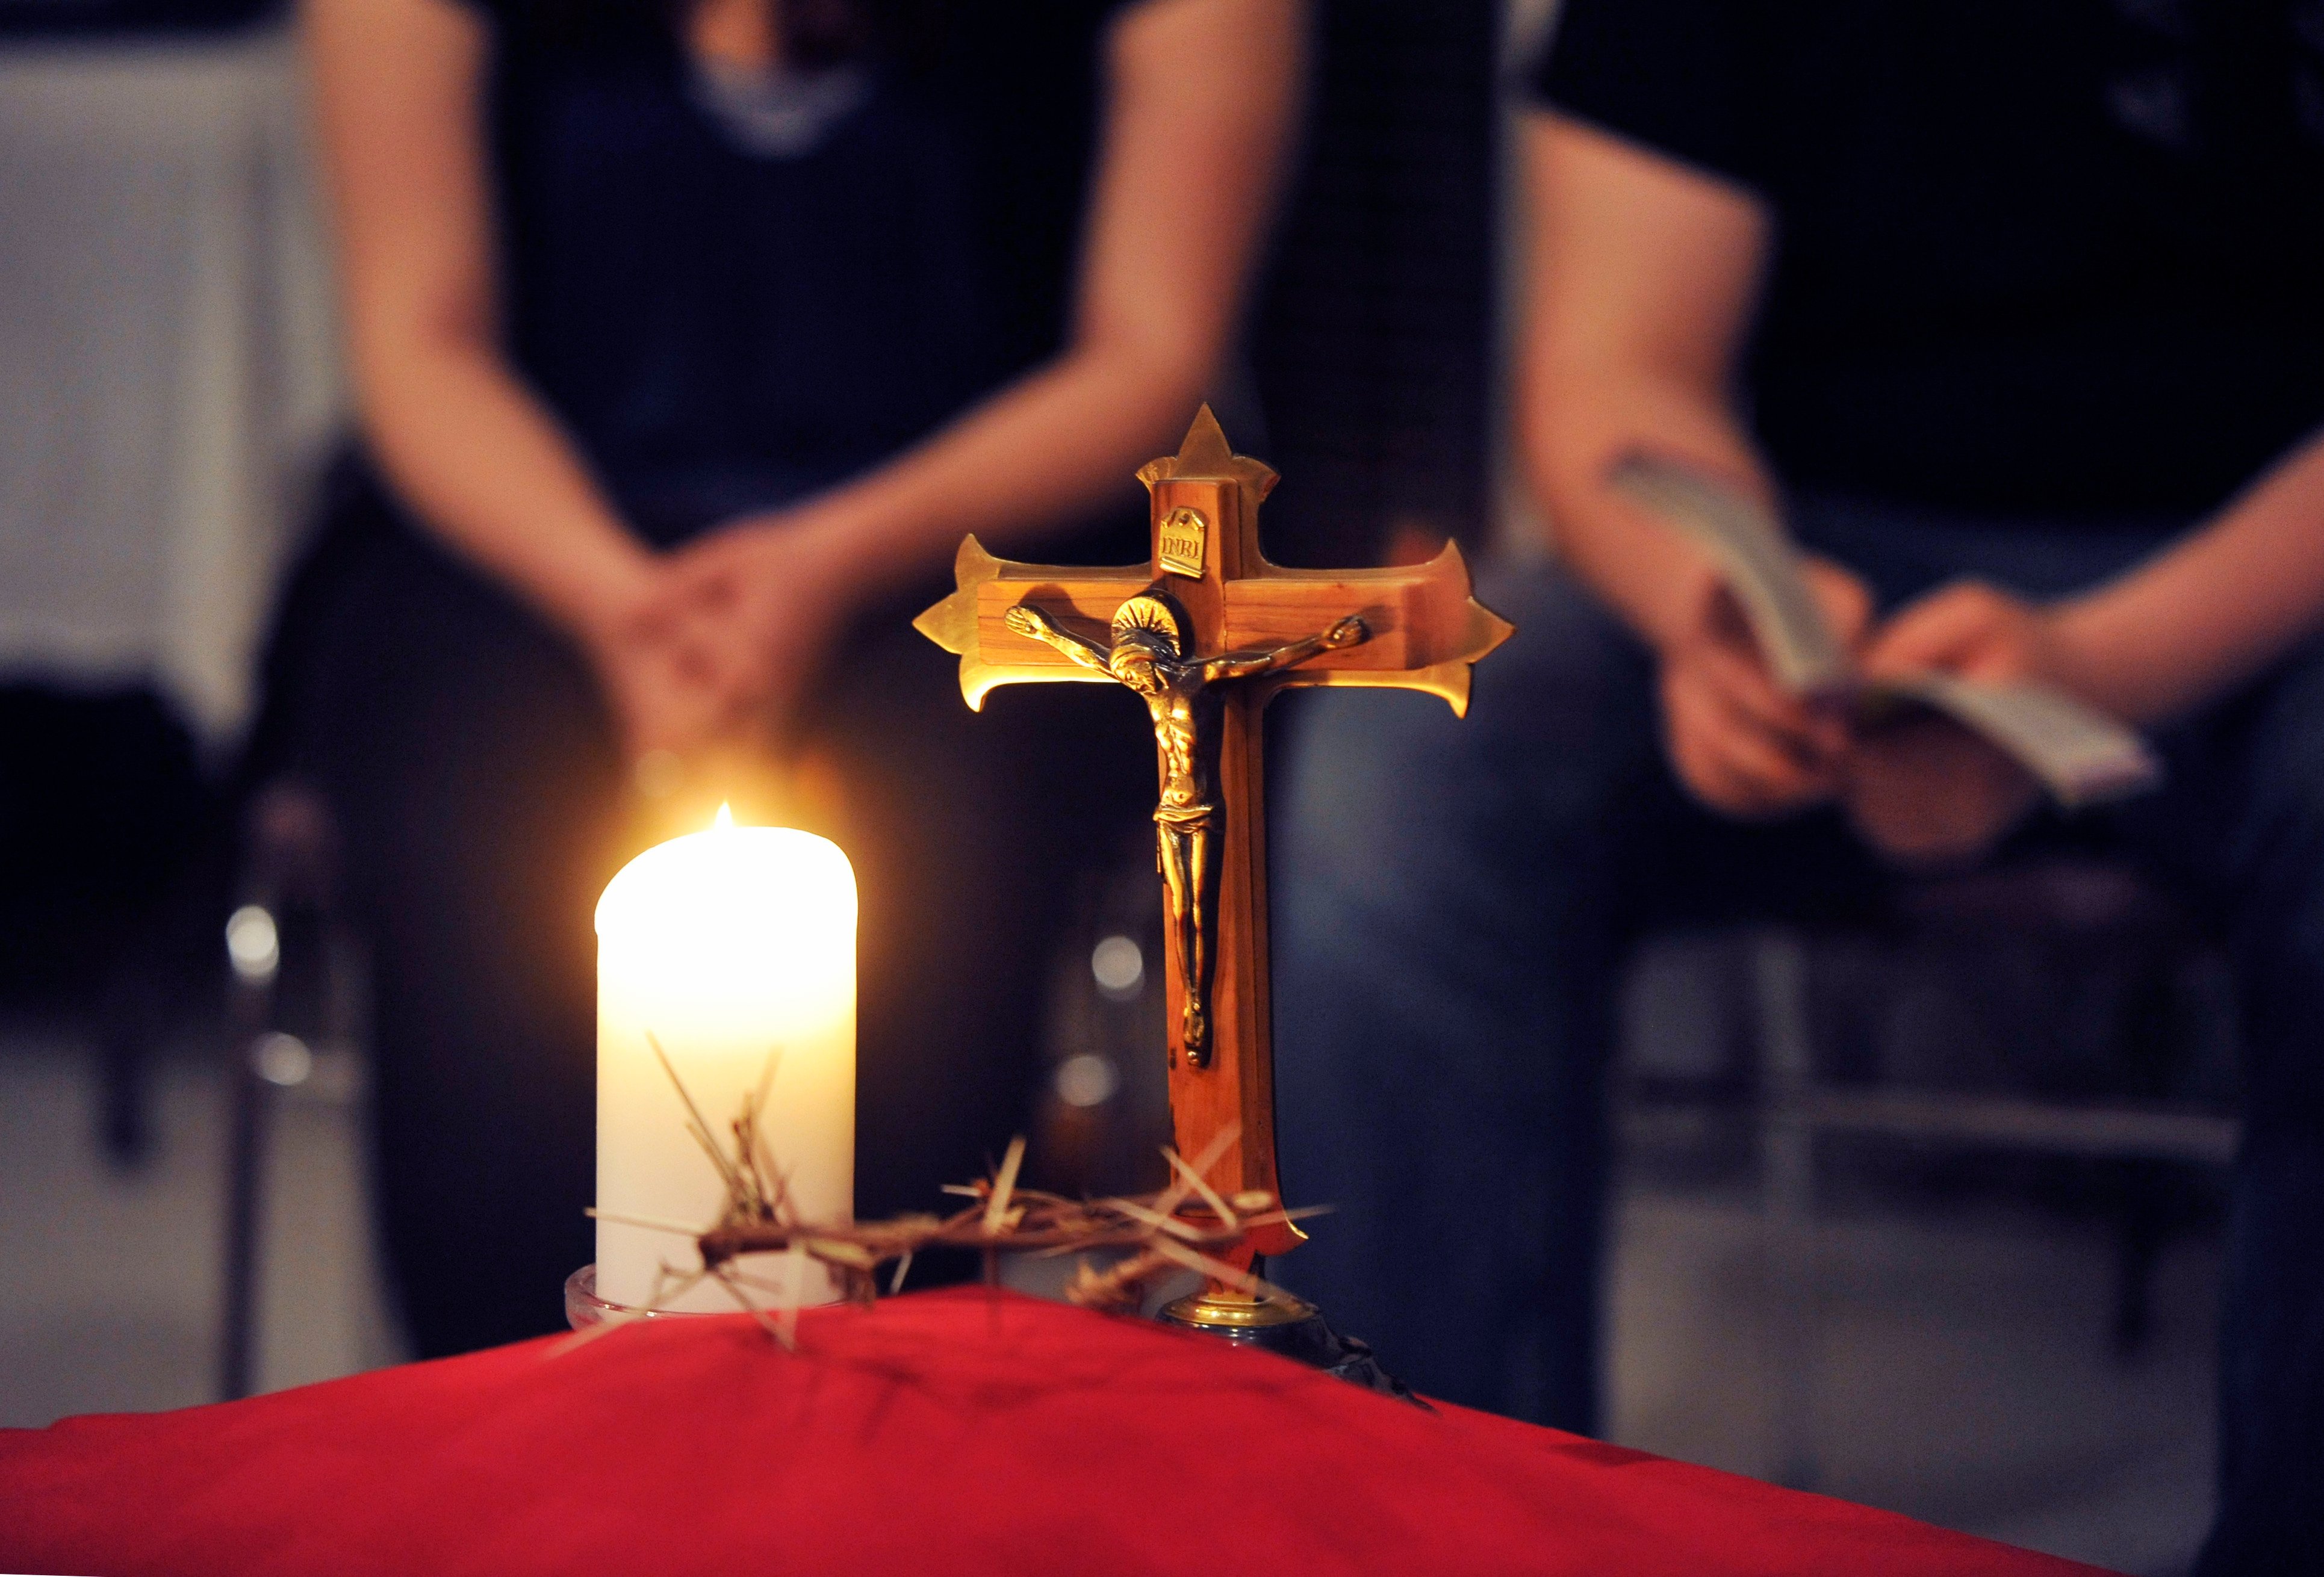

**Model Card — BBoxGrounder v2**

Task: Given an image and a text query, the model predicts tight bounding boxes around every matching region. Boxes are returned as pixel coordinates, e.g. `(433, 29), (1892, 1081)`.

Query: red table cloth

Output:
(1, 1287), (2102, 1576)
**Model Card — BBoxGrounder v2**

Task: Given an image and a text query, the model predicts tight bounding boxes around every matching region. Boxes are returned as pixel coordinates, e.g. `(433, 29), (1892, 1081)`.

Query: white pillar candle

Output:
(594, 806), (856, 1311)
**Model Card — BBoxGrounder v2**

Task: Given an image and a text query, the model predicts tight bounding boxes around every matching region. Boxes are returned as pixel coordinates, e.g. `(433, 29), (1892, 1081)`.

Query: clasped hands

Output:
(579, 510), (857, 776)
(1658, 557), (2073, 868)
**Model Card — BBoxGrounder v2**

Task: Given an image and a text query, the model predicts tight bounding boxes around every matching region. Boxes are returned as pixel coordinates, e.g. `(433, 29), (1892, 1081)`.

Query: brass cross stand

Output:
(916, 408), (1511, 1377)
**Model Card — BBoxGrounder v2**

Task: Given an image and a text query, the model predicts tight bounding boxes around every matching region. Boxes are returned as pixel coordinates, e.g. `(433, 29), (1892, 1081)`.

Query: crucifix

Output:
(915, 407), (1511, 1336)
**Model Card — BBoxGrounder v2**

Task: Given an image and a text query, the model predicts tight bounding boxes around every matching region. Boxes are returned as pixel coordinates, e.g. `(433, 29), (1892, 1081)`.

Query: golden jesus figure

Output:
(1004, 587), (1367, 1062)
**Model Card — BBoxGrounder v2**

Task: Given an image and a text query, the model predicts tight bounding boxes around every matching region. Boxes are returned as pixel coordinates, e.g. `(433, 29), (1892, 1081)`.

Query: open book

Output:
(1609, 456), (2161, 808)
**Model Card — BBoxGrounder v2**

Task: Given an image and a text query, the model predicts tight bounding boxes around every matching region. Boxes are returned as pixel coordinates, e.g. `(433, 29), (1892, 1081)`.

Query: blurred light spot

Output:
(634, 749), (683, 799)
(1091, 934), (1143, 999)
(713, 801), (735, 829)
(1054, 1053), (1119, 1109)
(253, 1032), (312, 1087)
(226, 905), (279, 982)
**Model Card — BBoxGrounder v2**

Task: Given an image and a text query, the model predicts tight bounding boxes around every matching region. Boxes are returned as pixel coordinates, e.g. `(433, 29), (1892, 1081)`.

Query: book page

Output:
(1871, 671), (2162, 808)
(1609, 455), (1850, 695)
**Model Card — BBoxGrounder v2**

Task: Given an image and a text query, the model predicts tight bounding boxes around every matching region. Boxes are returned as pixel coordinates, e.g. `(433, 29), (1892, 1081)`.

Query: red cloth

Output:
(1, 1288), (2104, 1576)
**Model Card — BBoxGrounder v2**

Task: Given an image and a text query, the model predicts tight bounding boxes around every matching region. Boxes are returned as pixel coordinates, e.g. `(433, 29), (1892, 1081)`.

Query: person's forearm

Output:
(358, 338), (654, 643)
(1517, 112), (1777, 654)
(1523, 367), (1773, 652)
(2049, 427), (2324, 724)
(308, 0), (654, 648)
(777, 344), (1211, 601)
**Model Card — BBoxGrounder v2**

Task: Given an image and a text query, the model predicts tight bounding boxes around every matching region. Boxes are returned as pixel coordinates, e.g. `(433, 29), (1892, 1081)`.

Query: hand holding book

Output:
(1651, 545), (1866, 820)
(1610, 456), (2162, 814)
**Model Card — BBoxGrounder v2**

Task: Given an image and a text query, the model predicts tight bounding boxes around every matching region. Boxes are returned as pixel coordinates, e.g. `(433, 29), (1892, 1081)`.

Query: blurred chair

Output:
(215, 780), (368, 1399)
(1713, 860), (2239, 1489)
(0, 684), (215, 1159)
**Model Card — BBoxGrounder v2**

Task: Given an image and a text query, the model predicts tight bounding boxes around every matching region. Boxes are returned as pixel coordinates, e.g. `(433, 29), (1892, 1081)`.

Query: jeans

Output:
(1272, 496), (2324, 1572)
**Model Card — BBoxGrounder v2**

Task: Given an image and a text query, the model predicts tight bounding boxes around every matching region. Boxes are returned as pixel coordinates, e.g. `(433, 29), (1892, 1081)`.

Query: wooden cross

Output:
(915, 407), (1511, 1258)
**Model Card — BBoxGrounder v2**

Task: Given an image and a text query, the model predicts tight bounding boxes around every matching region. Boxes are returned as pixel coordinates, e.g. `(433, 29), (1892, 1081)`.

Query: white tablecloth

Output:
(0, 26), (343, 751)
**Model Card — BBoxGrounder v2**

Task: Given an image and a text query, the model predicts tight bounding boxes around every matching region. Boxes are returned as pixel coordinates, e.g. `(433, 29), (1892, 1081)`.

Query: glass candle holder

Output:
(564, 1264), (729, 1331)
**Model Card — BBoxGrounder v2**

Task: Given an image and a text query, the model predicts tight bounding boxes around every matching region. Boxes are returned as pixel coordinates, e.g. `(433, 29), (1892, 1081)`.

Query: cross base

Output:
(1158, 1285), (1425, 1406)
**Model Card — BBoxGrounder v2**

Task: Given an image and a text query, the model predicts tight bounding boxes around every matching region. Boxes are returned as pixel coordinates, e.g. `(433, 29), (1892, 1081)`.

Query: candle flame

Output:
(714, 802), (735, 830)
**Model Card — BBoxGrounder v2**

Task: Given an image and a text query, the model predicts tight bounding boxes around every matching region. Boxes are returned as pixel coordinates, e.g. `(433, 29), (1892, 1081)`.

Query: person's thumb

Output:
(1863, 581), (2009, 679)
(1803, 557), (1876, 657)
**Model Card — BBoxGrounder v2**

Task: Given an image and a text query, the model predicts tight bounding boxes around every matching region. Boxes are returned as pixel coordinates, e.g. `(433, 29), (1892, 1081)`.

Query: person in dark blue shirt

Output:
(1276, 4), (2324, 1567)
